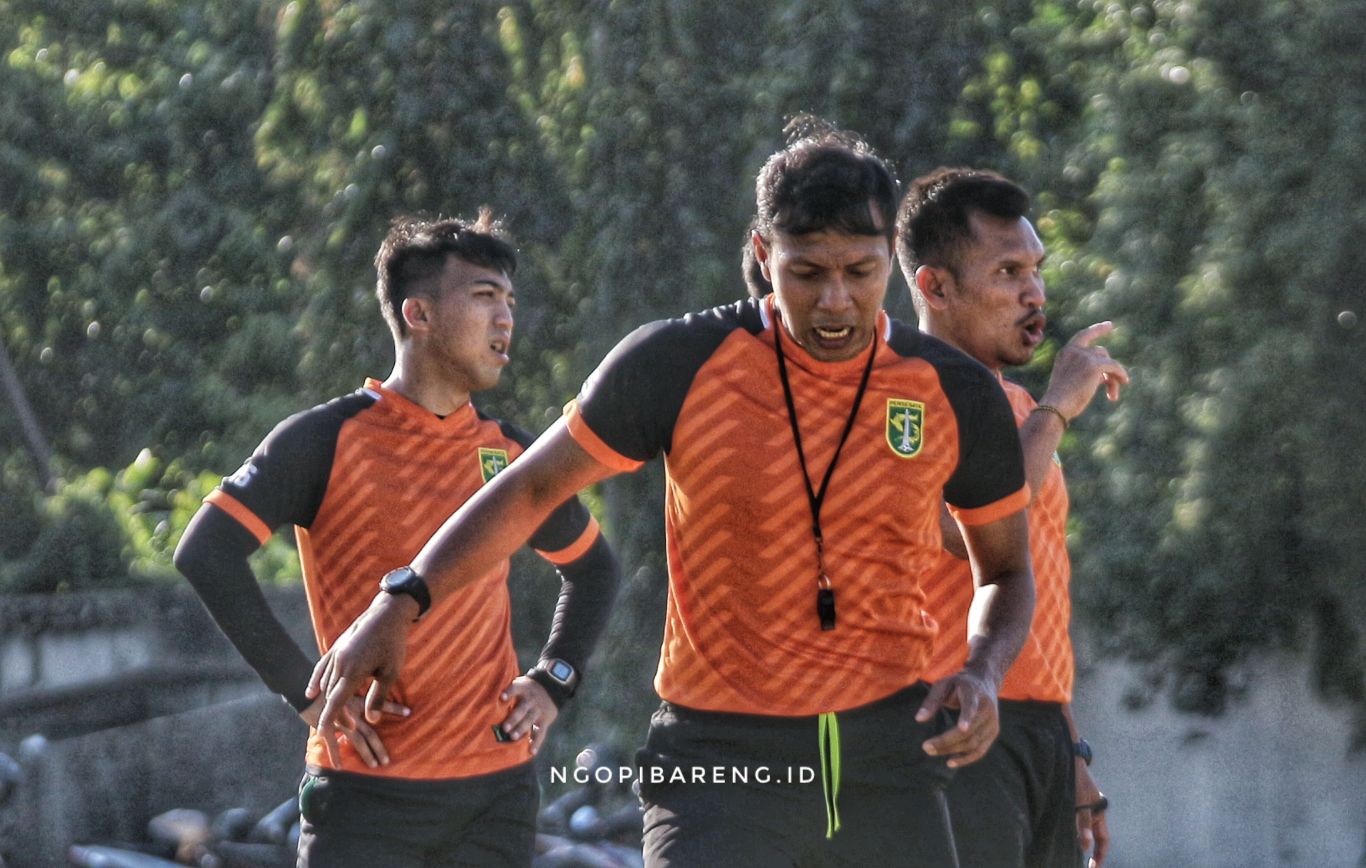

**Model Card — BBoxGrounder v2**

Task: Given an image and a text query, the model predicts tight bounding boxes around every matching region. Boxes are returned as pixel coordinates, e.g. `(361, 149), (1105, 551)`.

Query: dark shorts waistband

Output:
(997, 698), (1066, 718)
(303, 759), (534, 794)
(657, 681), (933, 730)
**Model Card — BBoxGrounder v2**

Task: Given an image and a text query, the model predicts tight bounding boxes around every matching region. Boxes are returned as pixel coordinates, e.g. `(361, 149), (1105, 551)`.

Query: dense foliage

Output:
(2, 0), (1362, 748)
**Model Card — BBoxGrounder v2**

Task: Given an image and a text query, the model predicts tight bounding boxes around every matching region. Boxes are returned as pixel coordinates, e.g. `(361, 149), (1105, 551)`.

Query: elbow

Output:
(942, 534), (970, 561)
(598, 547), (624, 605)
(1013, 565), (1037, 622)
(172, 530), (196, 573)
(173, 507), (253, 586)
(577, 537), (623, 592)
(172, 531), (210, 585)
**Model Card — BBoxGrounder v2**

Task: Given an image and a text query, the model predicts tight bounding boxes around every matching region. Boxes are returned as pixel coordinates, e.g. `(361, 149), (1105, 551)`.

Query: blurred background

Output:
(1, 0), (1363, 865)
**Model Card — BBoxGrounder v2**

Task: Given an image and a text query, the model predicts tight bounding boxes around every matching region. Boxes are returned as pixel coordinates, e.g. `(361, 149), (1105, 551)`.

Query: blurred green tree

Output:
(954, 0), (1366, 736)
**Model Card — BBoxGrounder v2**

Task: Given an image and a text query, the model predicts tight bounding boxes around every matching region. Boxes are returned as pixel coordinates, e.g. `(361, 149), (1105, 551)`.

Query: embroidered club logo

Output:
(478, 448), (510, 482)
(886, 399), (925, 458)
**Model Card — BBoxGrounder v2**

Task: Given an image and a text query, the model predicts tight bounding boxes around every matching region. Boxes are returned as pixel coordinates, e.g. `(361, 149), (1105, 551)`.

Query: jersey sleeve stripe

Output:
(204, 490), (273, 545)
(948, 485), (1029, 527)
(535, 517), (602, 565)
(565, 402), (644, 473)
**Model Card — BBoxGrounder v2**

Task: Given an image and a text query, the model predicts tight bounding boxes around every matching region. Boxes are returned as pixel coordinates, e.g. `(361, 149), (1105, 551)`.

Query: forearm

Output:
(1061, 701), (1080, 741)
(962, 565), (1034, 688)
(412, 420), (616, 608)
(1019, 410), (1065, 502)
(174, 506), (316, 710)
(960, 510), (1035, 689)
(538, 536), (621, 671)
(939, 502), (969, 560)
(413, 465), (567, 608)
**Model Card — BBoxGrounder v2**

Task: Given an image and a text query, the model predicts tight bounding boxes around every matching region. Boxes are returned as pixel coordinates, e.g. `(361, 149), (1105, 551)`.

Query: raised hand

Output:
(1041, 321), (1130, 422)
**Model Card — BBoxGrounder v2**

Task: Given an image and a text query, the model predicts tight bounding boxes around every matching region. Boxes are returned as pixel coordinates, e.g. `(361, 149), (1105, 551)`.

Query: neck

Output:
(382, 346), (471, 417)
(921, 319), (1003, 377)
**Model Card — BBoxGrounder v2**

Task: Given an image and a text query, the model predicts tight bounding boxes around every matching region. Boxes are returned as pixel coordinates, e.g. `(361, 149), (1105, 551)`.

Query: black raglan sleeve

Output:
(938, 356), (1028, 517)
(498, 421), (623, 708)
(573, 303), (745, 463)
(173, 397), (366, 711)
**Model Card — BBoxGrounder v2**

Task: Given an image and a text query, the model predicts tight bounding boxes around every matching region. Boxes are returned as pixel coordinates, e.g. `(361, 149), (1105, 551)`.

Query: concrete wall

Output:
(1073, 655), (1366, 867)
(0, 586), (311, 699)
(0, 587), (312, 867)
(3, 692), (305, 867)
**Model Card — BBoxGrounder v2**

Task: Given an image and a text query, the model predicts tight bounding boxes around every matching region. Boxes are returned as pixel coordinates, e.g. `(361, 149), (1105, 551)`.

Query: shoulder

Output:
(884, 320), (999, 392)
(584, 297), (761, 396)
(575, 298), (761, 461)
(615, 297), (761, 358)
(261, 389), (378, 454)
(474, 409), (537, 450)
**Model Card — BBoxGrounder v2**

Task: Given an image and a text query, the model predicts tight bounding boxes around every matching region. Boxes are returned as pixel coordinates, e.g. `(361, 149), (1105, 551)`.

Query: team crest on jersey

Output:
(478, 448), (510, 482)
(886, 399), (925, 458)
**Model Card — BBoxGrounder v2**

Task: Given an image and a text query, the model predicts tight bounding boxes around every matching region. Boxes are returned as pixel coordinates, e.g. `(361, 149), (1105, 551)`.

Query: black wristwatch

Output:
(379, 566), (431, 622)
(527, 658), (579, 708)
(1073, 737), (1093, 766)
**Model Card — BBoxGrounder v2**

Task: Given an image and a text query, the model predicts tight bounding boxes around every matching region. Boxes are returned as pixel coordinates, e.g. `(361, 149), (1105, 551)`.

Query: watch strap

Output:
(525, 658), (579, 709)
(379, 566), (431, 621)
(1073, 737), (1093, 766)
(525, 668), (571, 709)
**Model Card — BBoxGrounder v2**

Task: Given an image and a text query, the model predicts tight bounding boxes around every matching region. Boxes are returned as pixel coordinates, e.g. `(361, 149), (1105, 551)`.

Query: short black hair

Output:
(752, 114), (900, 251)
(374, 210), (517, 336)
(895, 167), (1031, 282)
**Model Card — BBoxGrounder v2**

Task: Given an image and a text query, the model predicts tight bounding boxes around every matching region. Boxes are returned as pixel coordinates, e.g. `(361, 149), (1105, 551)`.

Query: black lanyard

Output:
(773, 317), (878, 631)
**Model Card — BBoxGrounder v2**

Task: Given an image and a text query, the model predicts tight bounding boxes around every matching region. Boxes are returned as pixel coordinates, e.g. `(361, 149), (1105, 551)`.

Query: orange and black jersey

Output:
(202, 379), (604, 780)
(565, 296), (1028, 716)
(924, 379), (1074, 703)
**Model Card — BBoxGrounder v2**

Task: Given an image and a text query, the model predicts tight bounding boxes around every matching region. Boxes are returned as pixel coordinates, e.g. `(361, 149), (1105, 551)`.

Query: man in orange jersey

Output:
(308, 119), (1035, 867)
(898, 168), (1127, 868)
(174, 213), (620, 867)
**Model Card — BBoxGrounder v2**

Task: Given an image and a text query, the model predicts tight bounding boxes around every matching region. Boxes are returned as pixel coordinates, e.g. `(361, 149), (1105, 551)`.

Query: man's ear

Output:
(915, 265), (952, 312)
(751, 231), (773, 282)
(401, 295), (431, 334)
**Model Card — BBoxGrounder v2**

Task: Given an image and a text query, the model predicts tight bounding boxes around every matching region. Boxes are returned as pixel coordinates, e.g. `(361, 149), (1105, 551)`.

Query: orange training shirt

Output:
(923, 379), (1073, 703)
(206, 380), (600, 779)
(565, 297), (1027, 716)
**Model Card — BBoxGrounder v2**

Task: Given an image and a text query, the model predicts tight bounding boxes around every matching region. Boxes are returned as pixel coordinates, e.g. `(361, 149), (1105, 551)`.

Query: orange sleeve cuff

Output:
(535, 517), (602, 565)
(204, 490), (272, 545)
(564, 401), (645, 474)
(949, 485), (1029, 527)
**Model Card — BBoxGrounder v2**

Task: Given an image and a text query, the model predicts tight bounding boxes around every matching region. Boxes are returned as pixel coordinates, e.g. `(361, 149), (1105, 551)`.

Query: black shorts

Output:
(636, 683), (959, 868)
(944, 699), (1080, 868)
(296, 761), (538, 868)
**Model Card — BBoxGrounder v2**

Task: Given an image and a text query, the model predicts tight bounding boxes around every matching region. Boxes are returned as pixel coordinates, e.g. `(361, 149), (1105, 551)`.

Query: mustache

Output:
(1016, 308), (1046, 327)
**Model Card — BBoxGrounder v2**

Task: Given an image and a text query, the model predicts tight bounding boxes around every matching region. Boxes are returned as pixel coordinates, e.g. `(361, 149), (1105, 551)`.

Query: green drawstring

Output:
(818, 711), (842, 838)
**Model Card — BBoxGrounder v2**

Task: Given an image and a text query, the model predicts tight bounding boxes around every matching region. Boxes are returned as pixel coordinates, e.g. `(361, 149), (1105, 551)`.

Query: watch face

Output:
(548, 660), (574, 682)
(383, 567), (415, 591)
(380, 566), (430, 620)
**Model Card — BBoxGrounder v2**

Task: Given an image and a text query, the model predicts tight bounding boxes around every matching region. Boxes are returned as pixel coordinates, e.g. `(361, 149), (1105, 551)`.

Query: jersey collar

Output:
(362, 377), (479, 432)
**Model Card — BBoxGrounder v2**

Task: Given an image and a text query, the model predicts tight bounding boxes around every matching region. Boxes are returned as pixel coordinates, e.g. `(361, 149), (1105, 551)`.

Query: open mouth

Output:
(1020, 311), (1046, 343)
(489, 338), (509, 354)
(814, 325), (853, 340)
